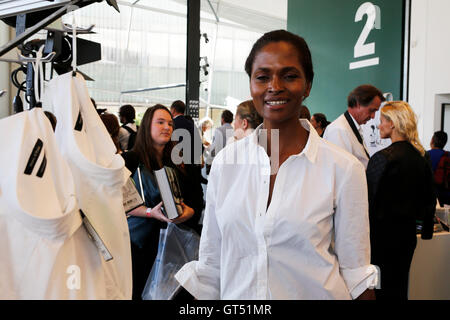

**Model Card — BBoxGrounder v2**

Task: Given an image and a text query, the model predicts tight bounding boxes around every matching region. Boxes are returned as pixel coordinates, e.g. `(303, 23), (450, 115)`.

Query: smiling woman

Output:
(175, 30), (379, 300)
(120, 104), (200, 299)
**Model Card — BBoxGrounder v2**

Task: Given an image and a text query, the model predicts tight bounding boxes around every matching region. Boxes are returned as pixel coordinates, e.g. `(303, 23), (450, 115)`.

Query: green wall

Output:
(288, 0), (405, 121)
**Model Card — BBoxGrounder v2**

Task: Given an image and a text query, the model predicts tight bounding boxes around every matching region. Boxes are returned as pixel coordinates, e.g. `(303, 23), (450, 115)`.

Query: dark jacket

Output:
(173, 115), (203, 166)
(366, 141), (436, 241)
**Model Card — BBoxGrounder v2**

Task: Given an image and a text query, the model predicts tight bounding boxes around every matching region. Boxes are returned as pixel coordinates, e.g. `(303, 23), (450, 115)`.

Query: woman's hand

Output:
(171, 202), (195, 224)
(146, 202), (171, 222)
(128, 203), (171, 222)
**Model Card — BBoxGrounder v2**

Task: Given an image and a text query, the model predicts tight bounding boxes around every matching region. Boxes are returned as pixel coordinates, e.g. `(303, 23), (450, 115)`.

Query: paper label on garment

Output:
(74, 111), (83, 131)
(24, 138), (43, 175)
(122, 177), (144, 213)
(80, 210), (113, 262)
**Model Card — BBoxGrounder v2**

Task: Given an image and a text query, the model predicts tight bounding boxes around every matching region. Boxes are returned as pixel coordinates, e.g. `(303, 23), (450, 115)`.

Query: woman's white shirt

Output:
(175, 119), (378, 300)
(226, 128), (255, 146)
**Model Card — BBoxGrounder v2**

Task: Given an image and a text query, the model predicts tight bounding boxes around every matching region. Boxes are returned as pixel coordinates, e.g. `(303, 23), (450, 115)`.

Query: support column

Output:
(186, 0), (200, 119)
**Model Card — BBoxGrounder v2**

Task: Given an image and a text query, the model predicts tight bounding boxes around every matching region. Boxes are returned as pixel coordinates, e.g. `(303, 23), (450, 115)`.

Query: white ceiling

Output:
(208, 0), (287, 20)
(118, 0), (287, 33)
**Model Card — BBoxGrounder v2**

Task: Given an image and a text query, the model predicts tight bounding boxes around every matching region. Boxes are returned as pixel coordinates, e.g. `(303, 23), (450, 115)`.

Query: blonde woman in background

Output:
(198, 116), (213, 147)
(227, 100), (263, 144)
(366, 101), (436, 300)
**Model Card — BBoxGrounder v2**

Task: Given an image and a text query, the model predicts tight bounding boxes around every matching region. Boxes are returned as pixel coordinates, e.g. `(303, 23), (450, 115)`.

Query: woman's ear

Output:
(303, 82), (312, 99)
(242, 118), (249, 130)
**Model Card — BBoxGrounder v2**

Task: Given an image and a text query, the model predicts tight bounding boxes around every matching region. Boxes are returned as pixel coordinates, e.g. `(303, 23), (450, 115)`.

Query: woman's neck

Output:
(390, 131), (407, 143)
(262, 118), (308, 157)
(153, 144), (164, 166)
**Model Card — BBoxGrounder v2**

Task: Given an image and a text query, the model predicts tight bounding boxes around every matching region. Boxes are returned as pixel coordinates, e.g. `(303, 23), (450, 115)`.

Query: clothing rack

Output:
(0, 0), (119, 111)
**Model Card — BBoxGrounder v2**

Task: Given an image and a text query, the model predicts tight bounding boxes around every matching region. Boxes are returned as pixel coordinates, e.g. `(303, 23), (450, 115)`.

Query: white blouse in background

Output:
(176, 119), (379, 300)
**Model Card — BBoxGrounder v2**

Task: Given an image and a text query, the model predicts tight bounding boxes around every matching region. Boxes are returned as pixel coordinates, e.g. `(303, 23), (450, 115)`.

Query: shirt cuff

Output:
(175, 261), (220, 300)
(341, 264), (380, 299)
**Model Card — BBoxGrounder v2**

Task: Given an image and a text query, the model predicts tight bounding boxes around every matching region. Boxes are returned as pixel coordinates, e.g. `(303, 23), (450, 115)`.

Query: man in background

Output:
(427, 131), (450, 206)
(206, 109), (234, 174)
(170, 100), (205, 233)
(118, 104), (138, 152)
(170, 100), (204, 167)
(428, 131), (448, 171)
(323, 84), (385, 168)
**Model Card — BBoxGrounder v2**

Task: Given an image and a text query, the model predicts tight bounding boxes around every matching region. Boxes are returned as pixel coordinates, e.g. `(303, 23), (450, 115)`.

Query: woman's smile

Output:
(265, 99), (290, 110)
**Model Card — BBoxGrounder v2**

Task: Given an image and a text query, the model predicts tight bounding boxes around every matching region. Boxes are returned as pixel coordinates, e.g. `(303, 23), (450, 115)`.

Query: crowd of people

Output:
(85, 30), (448, 301)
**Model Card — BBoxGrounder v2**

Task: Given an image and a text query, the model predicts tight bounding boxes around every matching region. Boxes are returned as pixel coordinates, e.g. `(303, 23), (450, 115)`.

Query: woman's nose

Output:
(268, 76), (283, 93)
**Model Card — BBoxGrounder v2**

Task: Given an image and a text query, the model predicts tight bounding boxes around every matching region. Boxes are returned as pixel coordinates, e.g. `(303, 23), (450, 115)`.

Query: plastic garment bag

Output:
(142, 223), (200, 300)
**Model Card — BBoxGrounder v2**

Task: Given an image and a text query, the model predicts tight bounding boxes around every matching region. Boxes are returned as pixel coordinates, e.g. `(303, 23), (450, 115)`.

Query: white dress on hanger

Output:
(46, 72), (133, 299)
(0, 108), (112, 299)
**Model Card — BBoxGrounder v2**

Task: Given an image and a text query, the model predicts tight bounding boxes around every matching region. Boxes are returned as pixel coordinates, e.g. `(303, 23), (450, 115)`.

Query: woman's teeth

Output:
(266, 100), (287, 105)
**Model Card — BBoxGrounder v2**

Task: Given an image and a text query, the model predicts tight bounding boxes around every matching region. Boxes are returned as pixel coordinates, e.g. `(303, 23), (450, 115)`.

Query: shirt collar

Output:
(250, 119), (319, 164)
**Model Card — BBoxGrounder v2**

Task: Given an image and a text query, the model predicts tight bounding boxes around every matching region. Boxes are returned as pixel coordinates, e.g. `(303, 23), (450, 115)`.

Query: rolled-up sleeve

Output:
(334, 160), (379, 299)
(175, 162), (222, 299)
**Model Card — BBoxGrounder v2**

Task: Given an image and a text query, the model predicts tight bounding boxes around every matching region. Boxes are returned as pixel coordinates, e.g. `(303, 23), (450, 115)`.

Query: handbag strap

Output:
(137, 166), (146, 203)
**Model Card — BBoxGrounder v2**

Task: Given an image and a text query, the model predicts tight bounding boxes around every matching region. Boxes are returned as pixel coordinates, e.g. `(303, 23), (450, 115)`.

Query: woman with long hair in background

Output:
(366, 101), (436, 300)
(122, 104), (200, 299)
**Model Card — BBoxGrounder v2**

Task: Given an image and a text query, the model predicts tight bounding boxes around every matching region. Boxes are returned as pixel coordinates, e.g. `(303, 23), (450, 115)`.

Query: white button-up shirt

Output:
(176, 120), (378, 300)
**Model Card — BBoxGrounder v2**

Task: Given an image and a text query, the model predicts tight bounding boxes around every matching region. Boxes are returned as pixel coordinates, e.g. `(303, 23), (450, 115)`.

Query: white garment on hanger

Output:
(47, 72), (132, 299)
(0, 108), (112, 299)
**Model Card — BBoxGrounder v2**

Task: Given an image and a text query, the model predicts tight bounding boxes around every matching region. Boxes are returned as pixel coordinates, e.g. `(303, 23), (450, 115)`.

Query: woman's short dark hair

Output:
(100, 112), (121, 152)
(245, 29), (314, 86)
(132, 104), (174, 171)
(100, 112), (121, 137)
(312, 113), (330, 129)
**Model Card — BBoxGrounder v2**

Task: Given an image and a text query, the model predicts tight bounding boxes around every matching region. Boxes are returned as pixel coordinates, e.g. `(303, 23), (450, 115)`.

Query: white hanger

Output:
(17, 51), (56, 63)
(30, 45), (46, 105)
(63, 23), (96, 34)
(71, 12), (77, 76)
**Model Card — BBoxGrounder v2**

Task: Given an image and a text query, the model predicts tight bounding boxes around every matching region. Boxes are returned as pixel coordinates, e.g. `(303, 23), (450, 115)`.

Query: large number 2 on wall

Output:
(349, 2), (381, 70)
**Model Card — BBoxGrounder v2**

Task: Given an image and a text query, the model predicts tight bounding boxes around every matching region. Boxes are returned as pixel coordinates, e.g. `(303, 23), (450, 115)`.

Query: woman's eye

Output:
(255, 75), (269, 81)
(285, 74), (299, 80)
